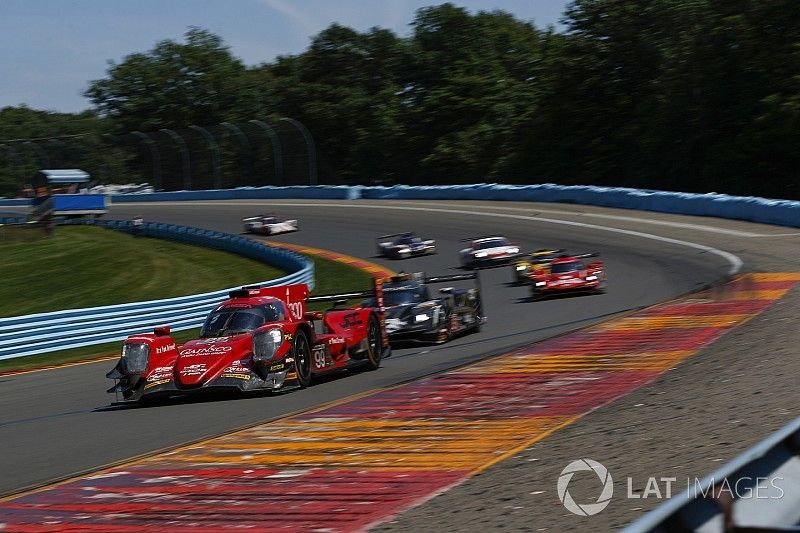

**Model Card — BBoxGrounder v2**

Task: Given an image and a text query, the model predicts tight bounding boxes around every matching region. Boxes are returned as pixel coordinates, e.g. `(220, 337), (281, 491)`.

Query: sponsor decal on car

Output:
(146, 365), (174, 382)
(155, 343), (176, 354)
(180, 363), (207, 376)
(268, 362), (286, 373)
(339, 312), (364, 328)
(385, 318), (406, 333)
(180, 345), (233, 356)
(222, 360), (250, 374)
(220, 373), (250, 380)
(144, 379), (171, 390)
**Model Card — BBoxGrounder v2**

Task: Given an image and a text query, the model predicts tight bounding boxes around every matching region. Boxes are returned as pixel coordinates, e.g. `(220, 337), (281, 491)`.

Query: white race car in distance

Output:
(242, 215), (299, 235)
(459, 236), (522, 269)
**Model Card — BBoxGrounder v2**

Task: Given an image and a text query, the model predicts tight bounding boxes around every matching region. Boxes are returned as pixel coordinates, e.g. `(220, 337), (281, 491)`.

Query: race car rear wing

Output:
(532, 252), (599, 264)
(376, 232), (414, 240)
(459, 235), (504, 242)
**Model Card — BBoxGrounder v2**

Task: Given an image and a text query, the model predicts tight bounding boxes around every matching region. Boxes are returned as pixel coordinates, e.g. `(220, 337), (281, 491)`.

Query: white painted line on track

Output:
(123, 201), (745, 276)
(405, 202), (800, 238)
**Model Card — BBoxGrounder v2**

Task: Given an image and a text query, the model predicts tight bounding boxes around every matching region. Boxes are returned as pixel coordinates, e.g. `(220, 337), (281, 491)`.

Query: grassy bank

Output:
(0, 226), (285, 317)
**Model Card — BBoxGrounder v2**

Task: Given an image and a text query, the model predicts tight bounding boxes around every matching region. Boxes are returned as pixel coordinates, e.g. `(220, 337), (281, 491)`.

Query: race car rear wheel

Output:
(363, 315), (382, 370)
(293, 330), (312, 388)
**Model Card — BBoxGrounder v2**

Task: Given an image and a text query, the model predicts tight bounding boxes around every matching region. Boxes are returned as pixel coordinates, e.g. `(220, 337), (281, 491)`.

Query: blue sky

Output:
(0, 1), (570, 113)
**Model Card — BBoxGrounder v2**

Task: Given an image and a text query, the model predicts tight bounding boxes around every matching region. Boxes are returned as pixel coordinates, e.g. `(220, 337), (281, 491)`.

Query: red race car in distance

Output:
(106, 281), (390, 403)
(527, 253), (606, 300)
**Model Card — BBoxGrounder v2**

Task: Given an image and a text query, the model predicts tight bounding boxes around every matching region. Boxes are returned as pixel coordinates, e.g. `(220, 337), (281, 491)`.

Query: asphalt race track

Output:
(0, 200), (736, 497)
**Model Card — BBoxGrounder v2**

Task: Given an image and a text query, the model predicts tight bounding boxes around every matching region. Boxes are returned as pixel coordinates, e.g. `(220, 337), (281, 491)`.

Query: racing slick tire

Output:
(293, 329), (312, 388)
(530, 287), (543, 301)
(363, 315), (383, 370)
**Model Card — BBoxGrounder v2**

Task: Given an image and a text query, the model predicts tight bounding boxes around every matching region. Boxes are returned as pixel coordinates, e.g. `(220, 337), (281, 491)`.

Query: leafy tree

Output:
(84, 28), (246, 132)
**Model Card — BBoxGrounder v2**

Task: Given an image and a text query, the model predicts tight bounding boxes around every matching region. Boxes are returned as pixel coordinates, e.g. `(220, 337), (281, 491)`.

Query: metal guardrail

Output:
(623, 415), (800, 532)
(0, 219), (314, 360)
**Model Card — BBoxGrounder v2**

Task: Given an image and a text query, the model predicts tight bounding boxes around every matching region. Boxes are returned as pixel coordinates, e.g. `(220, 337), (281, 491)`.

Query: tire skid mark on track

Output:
(1, 273), (797, 532)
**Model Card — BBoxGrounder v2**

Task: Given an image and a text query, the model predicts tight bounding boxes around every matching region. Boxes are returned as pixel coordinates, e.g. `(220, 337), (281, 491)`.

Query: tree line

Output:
(1, 1), (798, 198)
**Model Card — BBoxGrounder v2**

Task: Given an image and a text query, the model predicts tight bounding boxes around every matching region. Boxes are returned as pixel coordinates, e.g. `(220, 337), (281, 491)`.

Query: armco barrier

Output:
(0, 219), (314, 360)
(623, 415), (800, 532)
(101, 183), (800, 229)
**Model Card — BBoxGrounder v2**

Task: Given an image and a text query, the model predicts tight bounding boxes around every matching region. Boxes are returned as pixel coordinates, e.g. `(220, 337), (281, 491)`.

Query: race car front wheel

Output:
(293, 330), (312, 388)
(363, 315), (382, 370)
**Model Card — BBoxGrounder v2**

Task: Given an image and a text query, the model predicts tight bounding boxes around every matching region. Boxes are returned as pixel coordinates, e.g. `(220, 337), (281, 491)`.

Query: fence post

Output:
(248, 119), (284, 185)
(160, 128), (191, 190)
(279, 117), (317, 185)
(221, 122), (252, 187)
(132, 131), (162, 190)
(189, 125), (222, 189)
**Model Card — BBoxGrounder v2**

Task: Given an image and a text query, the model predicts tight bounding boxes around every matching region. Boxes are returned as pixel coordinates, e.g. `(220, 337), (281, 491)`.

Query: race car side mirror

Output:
(439, 287), (454, 294)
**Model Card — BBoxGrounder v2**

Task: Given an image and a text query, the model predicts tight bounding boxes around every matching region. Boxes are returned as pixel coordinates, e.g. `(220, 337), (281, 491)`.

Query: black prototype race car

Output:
(376, 232), (436, 259)
(364, 272), (484, 344)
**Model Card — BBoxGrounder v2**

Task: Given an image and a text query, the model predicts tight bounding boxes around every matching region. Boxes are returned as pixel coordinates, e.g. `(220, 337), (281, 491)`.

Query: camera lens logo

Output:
(557, 459), (613, 516)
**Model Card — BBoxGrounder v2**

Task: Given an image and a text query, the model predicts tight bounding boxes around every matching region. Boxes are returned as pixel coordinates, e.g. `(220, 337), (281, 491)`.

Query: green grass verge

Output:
(0, 226), (285, 317)
(0, 252), (374, 374)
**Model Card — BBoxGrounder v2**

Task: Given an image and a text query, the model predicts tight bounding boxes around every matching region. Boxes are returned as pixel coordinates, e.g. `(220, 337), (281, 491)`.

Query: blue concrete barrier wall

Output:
(5, 183), (799, 228)
(110, 185), (360, 202)
(360, 184), (800, 227)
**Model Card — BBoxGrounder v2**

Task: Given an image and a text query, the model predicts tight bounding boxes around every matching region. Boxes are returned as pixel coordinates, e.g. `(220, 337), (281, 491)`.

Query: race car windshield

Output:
(476, 238), (507, 249)
(551, 262), (580, 273)
(201, 306), (279, 337)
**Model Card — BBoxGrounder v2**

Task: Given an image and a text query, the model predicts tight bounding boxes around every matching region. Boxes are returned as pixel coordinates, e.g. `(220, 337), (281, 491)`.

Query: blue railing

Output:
(0, 220), (314, 360)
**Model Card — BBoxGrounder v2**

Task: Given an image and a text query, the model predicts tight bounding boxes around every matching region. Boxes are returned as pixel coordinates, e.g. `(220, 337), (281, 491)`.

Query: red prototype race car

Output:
(527, 253), (606, 299)
(106, 281), (391, 403)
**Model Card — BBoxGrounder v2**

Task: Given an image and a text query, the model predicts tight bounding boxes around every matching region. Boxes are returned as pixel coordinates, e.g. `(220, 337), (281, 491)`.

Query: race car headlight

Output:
(508, 247), (520, 254)
(252, 328), (283, 362)
(121, 342), (150, 374)
(415, 313), (430, 323)
(586, 275), (598, 281)
(535, 281), (546, 287)
(397, 247), (411, 253)
(475, 252), (488, 258)
(516, 265), (527, 271)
